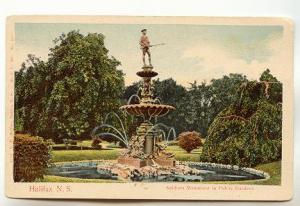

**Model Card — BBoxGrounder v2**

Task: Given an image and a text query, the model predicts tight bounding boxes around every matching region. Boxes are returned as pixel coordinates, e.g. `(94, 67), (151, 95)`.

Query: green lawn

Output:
(166, 145), (201, 162)
(201, 161), (281, 185)
(53, 140), (117, 148)
(51, 149), (122, 163)
(51, 140), (124, 162)
(252, 161), (281, 185)
(51, 144), (201, 163)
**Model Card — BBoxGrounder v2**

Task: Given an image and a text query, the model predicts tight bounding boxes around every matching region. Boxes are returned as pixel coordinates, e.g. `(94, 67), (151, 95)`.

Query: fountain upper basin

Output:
(137, 70), (158, 78)
(120, 103), (175, 117)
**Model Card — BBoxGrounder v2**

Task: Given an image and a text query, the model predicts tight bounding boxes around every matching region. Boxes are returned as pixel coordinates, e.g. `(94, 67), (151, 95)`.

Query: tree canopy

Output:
(124, 74), (248, 136)
(15, 31), (124, 142)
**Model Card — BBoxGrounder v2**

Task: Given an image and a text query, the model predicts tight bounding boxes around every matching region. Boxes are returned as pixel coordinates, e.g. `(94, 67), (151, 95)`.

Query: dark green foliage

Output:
(70, 140), (77, 145)
(63, 139), (77, 146)
(14, 134), (52, 182)
(200, 71), (282, 167)
(15, 31), (124, 142)
(123, 81), (141, 104)
(152, 78), (188, 133)
(178, 131), (202, 153)
(97, 134), (116, 143)
(146, 74), (247, 135)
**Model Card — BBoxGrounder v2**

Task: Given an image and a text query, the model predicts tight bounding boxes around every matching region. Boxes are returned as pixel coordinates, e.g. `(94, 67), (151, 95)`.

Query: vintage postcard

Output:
(5, 16), (294, 200)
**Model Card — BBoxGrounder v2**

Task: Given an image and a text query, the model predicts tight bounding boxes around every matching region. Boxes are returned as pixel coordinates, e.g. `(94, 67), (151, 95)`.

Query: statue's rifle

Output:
(140, 43), (165, 49)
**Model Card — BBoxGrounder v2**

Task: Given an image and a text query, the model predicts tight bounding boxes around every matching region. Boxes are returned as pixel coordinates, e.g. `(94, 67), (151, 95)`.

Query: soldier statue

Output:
(139, 29), (165, 67)
(140, 29), (152, 67)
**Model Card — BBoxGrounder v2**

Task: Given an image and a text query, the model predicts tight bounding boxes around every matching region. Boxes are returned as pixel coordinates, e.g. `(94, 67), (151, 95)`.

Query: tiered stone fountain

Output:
(118, 65), (175, 168)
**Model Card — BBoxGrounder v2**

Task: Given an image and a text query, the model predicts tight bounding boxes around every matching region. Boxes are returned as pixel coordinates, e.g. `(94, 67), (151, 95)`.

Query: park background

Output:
(13, 22), (283, 184)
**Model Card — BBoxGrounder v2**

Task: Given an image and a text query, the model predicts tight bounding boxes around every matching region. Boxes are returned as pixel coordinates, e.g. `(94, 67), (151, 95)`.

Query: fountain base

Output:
(117, 156), (149, 168)
(154, 157), (176, 167)
(118, 156), (175, 168)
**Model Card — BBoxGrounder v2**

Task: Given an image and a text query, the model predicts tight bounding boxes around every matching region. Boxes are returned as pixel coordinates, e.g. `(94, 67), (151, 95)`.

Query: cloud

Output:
(180, 33), (285, 84)
(13, 24), (285, 87)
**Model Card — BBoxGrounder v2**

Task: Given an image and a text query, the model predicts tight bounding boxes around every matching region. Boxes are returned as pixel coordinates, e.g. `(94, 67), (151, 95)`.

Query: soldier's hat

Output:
(141, 29), (147, 32)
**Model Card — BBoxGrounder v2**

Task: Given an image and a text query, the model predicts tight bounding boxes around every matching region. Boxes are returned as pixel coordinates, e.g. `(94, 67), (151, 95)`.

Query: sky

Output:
(15, 23), (283, 87)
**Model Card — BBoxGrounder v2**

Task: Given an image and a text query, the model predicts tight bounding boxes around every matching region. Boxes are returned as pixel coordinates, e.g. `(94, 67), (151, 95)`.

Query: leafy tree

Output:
(153, 78), (188, 134)
(15, 31), (124, 142)
(181, 81), (212, 135)
(200, 70), (282, 167)
(163, 74), (246, 136)
(259, 68), (282, 103)
(123, 81), (141, 104)
(124, 74), (248, 136)
(184, 74), (247, 136)
(178, 131), (202, 153)
(208, 73), (248, 119)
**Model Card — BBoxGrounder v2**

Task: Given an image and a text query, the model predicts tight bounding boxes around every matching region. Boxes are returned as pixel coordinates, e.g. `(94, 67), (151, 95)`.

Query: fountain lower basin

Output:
(47, 160), (269, 182)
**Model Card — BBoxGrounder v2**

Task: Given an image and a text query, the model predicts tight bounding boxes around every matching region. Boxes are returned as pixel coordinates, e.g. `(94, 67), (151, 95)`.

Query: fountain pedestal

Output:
(117, 122), (175, 168)
(118, 65), (175, 168)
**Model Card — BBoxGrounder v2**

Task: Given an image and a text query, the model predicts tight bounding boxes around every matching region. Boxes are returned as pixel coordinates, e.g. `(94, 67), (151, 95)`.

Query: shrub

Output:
(14, 134), (52, 182)
(178, 131), (202, 153)
(62, 139), (78, 149)
(69, 140), (77, 145)
(91, 138), (102, 150)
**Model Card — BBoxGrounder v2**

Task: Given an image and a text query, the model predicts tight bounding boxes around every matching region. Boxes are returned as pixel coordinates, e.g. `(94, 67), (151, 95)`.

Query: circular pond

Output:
(47, 161), (269, 182)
